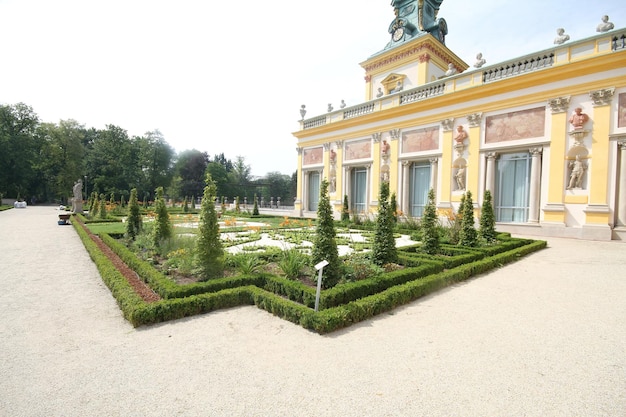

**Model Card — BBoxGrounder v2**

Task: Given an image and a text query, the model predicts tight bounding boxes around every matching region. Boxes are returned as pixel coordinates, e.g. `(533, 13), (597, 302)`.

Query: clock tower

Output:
(386, 0), (448, 47)
(361, 0), (466, 100)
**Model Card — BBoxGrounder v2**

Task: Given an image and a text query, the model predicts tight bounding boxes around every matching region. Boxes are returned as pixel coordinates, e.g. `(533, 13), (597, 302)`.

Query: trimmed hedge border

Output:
(73, 217), (547, 333)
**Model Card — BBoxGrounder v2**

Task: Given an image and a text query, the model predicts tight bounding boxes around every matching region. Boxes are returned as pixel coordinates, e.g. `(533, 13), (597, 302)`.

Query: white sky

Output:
(1, 0), (625, 176)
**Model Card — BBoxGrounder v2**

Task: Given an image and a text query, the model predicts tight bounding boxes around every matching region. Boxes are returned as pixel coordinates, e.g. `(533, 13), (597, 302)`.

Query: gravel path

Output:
(1, 206), (625, 417)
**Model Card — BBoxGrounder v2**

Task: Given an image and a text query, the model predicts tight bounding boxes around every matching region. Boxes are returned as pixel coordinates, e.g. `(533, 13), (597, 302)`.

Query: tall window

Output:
(495, 152), (530, 222)
(410, 162), (431, 217)
(351, 167), (368, 213)
(307, 171), (320, 211)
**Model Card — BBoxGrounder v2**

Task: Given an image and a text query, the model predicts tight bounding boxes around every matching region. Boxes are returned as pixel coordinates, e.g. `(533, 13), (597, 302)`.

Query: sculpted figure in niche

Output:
(569, 107), (589, 130)
(454, 125), (468, 144)
(596, 15), (614, 32)
(329, 148), (337, 164)
(554, 28), (570, 44)
(455, 166), (466, 190)
(567, 156), (586, 189)
(376, 87), (384, 98)
(381, 139), (390, 157)
(473, 52), (486, 68)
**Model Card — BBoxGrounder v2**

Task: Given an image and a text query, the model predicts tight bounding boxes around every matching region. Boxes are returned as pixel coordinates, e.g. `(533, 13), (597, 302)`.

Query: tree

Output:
(126, 188), (142, 240)
(175, 149), (209, 200)
(459, 191), (478, 247)
(0, 103), (40, 199)
(479, 189), (497, 243)
(421, 189), (440, 255)
(228, 156), (252, 200)
(151, 186), (172, 247)
(372, 181), (397, 266)
(312, 179), (340, 288)
(98, 193), (107, 219)
(136, 130), (175, 199)
(341, 195), (350, 222)
(390, 192), (398, 224)
(87, 125), (140, 198)
(252, 193), (259, 216)
(195, 173), (224, 279)
(261, 171), (294, 203)
(35, 120), (86, 203)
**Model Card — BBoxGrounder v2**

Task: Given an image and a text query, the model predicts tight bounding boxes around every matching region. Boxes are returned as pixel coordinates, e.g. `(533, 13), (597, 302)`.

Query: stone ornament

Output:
(596, 15), (614, 33)
(567, 155), (587, 189)
(589, 87), (615, 106)
(547, 96), (571, 113)
(474, 52), (486, 68)
(554, 28), (570, 45)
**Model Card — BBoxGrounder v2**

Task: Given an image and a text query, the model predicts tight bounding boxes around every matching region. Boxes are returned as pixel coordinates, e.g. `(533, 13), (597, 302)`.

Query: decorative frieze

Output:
(547, 96), (570, 113)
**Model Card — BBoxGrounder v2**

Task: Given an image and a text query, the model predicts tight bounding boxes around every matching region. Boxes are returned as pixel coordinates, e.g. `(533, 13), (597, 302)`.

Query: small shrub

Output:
(195, 173), (224, 280)
(420, 188), (440, 255)
(372, 181), (397, 266)
(126, 188), (142, 240)
(312, 179), (341, 288)
(278, 249), (309, 279)
(151, 186), (172, 247)
(459, 190), (478, 247)
(479, 190), (497, 243)
(341, 253), (384, 283)
(227, 252), (264, 275)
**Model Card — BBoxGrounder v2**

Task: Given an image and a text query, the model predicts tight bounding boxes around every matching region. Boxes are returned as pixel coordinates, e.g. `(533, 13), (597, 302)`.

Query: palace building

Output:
(292, 0), (626, 241)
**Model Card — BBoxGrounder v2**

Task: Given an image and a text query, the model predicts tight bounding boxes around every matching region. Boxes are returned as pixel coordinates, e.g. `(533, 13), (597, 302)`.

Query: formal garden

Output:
(71, 174), (546, 334)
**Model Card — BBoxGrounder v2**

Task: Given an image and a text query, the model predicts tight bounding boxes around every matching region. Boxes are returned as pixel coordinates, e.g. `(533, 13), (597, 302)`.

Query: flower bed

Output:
(72, 215), (547, 333)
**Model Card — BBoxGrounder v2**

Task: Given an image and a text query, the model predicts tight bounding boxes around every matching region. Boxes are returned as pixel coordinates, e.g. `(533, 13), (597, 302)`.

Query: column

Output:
(543, 96), (570, 224)
(617, 141), (626, 227)
(295, 147), (304, 216)
(528, 147), (543, 223)
(402, 160), (411, 215)
(303, 170), (310, 211)
(429, 157), (438, 194)
(344, 166), (351, 209)
(485, 152), (497, 194)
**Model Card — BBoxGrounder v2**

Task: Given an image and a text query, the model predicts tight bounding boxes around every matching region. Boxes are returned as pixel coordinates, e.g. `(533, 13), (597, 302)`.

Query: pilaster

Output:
(440, 118), (454, 205)
(543, 96), (570, 224)
(466, 113), (482, 197)
(372, 133), (382, 203)
(585, 89), (613, 226)
(389, 129), (401, 196)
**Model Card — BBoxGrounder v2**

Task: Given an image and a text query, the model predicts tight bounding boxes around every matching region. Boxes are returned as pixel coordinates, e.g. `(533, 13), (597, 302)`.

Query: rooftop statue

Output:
(596, 15), (614, 32)
(554, 28), (570, 45)
(473, 52), (486, 68)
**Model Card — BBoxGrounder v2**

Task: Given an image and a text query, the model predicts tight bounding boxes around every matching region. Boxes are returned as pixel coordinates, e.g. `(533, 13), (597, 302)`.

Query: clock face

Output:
(393, 27), (404, 42)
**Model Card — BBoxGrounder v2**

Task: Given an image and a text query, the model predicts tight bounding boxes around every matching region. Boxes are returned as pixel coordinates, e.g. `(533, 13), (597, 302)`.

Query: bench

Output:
(58, 213), (71, 225)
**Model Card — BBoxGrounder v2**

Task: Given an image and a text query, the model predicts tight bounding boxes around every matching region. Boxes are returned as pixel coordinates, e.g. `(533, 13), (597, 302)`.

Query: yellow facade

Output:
(294, 27), (626, 241)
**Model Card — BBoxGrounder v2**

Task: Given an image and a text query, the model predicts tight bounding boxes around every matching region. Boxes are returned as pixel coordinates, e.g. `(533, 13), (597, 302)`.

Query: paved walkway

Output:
(1, 206), (625, 417)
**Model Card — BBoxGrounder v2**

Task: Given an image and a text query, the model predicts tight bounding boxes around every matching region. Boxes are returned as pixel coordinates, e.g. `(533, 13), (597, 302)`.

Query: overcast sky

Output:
(1, 0), (624, 176)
